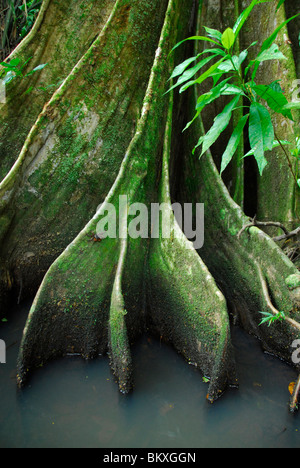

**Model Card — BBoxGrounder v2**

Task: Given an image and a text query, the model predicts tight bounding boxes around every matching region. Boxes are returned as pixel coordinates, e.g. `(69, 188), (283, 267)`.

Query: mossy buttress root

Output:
(16, 0), (237, 402)
(10, 0), (300, 408)
(0, 0), (169, 303)
(176, 84), (300, 370)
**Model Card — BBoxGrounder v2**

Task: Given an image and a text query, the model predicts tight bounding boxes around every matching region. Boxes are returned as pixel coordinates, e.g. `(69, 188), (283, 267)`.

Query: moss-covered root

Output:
(0, 0), (117, 180)
(108, 237), (133, 394)
(17, 0), (236, 401)
(147, 97), (237, 403)
(179, 88), (300, 371)
(16, 0), (188, 389)
(0, 0), (169, 304)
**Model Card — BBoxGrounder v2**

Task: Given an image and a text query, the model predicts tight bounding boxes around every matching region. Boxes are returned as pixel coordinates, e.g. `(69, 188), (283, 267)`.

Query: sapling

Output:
(168, 0), (300, 179)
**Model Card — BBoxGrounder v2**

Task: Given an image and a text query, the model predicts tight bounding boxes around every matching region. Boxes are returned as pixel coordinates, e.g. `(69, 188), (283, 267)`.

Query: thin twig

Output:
(273, 226), (300, 243)
(237, 216), (289, 240)
(257, 265), (300, 413)
(257, 264), (300, 332)
(275, 131), (298, 186)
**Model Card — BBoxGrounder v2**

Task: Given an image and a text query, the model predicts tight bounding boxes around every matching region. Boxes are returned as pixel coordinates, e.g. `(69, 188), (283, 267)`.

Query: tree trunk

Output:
(0, 0), (300, 405)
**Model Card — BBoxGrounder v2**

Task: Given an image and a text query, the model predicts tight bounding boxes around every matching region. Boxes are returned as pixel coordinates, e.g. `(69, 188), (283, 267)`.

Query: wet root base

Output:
(0, 0), (299, 407)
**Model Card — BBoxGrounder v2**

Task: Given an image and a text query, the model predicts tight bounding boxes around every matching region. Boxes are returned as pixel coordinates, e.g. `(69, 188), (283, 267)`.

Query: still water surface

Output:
(0, 301), (300, 448)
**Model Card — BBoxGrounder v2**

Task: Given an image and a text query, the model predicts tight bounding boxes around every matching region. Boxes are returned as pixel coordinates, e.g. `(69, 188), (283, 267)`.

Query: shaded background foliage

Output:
(0, 0), (42, 61)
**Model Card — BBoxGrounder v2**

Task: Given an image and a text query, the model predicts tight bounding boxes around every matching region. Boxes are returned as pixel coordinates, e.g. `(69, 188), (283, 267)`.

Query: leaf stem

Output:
(275, 131), (298, 186)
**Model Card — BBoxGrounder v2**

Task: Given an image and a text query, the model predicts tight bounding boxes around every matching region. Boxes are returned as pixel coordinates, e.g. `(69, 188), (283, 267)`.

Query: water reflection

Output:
(0, 301), (299, 448)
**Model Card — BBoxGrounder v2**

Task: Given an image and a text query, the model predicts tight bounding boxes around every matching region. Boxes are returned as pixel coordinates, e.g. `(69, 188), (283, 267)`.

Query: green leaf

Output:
(169, 56), (198, 80)
(182, 110), (201, 132)
(259, 317), (272, 327)
(259, 310), (286, 327)
(217, 59), (236, 73)
(19, 56), (33, 71)
(32, 63), (48, 72)
(25, 63), (47, 76)
(179, 57), (227, 94)
(169, 48), (227, 82)
(178, 56), (215, 84)
(195, 77), (233, 112)
(203, 48), (228, 58)
(256, 43), (287, 62)
(268, 80), (283, 93)
(221, 28), (235, 50)
(217, 50), (248, 74)
(260, 13), (300, 53)
(168, 55), (215, 93)
(220, 84), (245, 96)
(203, 27), (222, 42)
(3, 71), (16, 84)
(237, 50), (249, 68)
(282, 102), (300, 111)
(9, 58), (21, 67)
(250, 12), (300, 82)
(171, 35), (223, 54)
(243, 139), (291, 158)
(276, 0), (285, 11)
(249, 102), (274, 175)
(196, 95), (241, 157)
(252, 84), (293, 120)
(233, 0), (270, 38)
(258, 311), (274, 327)
(221, 114), (249, 173)
(24, 86), (34, 95)
(1, 58), (21, 69)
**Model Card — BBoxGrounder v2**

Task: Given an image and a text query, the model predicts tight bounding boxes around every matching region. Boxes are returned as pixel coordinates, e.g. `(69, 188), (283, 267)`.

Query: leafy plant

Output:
(259, 310), (286, 327)
(169, 0), (300, 178)
(0, 56), (47, 85)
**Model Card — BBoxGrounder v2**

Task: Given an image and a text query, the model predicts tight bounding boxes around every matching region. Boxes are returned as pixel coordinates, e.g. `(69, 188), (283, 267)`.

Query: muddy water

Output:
(0, 301), (300, 448)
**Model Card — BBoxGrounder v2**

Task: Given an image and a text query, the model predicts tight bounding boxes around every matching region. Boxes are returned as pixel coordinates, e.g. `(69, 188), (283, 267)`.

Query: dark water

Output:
(0, 301), (300, 448)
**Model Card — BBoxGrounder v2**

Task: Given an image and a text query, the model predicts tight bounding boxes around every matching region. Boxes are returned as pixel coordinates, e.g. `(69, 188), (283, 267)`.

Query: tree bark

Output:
(0, 0), (299, 406)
